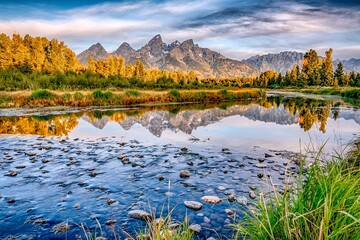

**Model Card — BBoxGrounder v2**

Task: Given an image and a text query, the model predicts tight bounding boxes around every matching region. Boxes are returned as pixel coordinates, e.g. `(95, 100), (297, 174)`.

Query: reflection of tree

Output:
(0, 98), (343, 136)
(266, 97), (338, 133)
(0, 114), (78, 136)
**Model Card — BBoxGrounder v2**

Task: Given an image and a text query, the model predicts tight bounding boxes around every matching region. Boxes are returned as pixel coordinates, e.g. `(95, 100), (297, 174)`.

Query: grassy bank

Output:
(0, 88), (264, 108)
(277, 86), (360, 97)
(234, 143), (360, 240)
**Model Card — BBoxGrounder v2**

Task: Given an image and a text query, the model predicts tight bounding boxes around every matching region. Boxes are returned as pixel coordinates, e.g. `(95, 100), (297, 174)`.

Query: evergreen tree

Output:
(334, 62), (344, 86)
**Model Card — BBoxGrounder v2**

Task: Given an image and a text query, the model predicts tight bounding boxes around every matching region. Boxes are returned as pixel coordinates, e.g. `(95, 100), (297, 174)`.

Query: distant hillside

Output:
(243, 52), (305, 74)
(244, 52), (360, 74)
(77, 34), (258, 79)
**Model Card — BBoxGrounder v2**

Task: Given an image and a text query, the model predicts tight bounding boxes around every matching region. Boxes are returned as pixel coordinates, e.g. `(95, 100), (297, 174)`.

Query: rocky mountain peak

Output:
(147, 34), (167, 57)
(113, 42), (135, 61)
(77, 42), (108, 65)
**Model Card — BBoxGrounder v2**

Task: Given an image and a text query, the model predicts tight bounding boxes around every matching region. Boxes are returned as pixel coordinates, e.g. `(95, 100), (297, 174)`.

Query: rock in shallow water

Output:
(52, 222), (71, 234)
(237, 196), (248, 206)
(128, 210), (151, 221)
(184, 201), (203, 211)
(249, 191), (256, 199)
(4, 171), (18, 177)
(201, 196), (222, 204)
(189, 224), (201, 234)
(180, 170), (190, 178)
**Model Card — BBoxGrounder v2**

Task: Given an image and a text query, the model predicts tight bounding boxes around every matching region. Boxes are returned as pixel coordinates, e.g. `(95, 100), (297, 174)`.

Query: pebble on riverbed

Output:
(201, 196), (222, 204)
(249, 191), (257, 199)
(180, 170), (190, 178)
(189, 224), (201, 234)
(128, 210), (151, 221)
(52, 222), (71, 234)
(184, 201), (203, 211)
(4, 171), (18, 177)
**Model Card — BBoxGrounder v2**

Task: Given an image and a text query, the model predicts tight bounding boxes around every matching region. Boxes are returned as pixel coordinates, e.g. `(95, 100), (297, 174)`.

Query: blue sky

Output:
(0, 0), (359, 60)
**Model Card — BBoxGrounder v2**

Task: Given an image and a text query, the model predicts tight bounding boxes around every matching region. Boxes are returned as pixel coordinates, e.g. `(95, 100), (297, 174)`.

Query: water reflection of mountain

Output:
(82, 104), (300, 137)
(338, 110), (360, 125)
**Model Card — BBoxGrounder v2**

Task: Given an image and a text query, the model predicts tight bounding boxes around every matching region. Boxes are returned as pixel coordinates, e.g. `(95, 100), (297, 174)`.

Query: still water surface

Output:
(0, 93), (359, 239)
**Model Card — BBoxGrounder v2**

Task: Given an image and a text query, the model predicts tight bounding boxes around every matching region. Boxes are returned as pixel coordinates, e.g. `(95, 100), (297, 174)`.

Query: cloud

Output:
(0, 0), (359, 59)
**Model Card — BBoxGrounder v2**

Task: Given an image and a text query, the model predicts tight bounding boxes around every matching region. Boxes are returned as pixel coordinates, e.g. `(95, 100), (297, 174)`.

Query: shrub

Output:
(219, 89), (228, 96)
(169, 89), (180, 98)
(125, 89), (140, 97)
(73, 92), (84, 101)
(30, 89), (53, 99)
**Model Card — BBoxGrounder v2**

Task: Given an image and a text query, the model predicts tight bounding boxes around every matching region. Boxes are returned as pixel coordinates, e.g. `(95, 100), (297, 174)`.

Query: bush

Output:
(125, 89), (140, 97)
(92, 90), (114, 100)
(219, 89), (228, 96)
(341, 89), (360, 99)
(30, 89), (53, 99)
(73, 92), (84, 101)
(169, 89), (180, 98)
(195, 91), (207, 100)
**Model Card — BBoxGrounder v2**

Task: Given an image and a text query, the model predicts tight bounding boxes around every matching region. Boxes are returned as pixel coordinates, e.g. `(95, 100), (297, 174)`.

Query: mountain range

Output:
(77, 34), (360, 78)
(81, 104), (360, 138)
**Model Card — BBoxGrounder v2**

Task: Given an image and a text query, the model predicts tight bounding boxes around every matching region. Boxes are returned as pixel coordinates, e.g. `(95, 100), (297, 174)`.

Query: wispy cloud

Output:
(0, 0), (359, 59)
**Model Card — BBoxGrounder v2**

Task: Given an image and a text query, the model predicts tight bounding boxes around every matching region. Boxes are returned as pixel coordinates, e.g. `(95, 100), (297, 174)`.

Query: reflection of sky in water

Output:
(70, 113), (359, 154)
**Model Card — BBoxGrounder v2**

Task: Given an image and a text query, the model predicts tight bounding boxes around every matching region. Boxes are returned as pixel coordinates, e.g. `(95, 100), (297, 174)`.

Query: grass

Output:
(30, 89), (54, 99)
(233, 144), (360, 240)
(137, 210), (194, 240)
(0, 89), (264, 108)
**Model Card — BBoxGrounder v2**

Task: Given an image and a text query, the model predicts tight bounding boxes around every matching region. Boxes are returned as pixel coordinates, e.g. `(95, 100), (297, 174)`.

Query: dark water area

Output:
(0, 93), (359, 239)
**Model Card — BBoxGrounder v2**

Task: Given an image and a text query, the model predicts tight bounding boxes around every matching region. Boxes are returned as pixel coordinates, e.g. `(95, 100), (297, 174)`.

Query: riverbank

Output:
(233, 139), (360, 240)
(0, 89), (264, 108)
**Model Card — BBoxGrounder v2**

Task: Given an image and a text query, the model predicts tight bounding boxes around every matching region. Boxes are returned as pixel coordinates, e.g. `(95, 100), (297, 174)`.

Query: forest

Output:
(0, 33), (360, 91)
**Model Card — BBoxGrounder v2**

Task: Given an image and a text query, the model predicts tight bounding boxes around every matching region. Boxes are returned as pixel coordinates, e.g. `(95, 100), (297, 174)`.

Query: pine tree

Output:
(334, 62), (344, 86)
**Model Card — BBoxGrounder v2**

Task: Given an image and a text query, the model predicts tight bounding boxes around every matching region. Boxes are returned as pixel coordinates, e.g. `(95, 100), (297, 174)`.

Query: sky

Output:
(0, 0), (359, 60)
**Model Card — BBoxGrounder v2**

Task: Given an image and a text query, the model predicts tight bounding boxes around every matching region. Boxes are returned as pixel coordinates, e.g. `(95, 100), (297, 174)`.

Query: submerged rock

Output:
(106, 199), (116, 205)
(227, 194), (236, 202)
(180, 170), (190, 178)
(105, 220), (117, 225)
(189, 224), (201, 234)
(128, 210), (151, 221)
(255, 163), (267, 168)
(4, 171), (18, 177)
(237, 196), (248, 206)
(184, 201), (203, 211)
(52, 222), (71, 234)
(249, 191), (256, 199)
(201, 196), (222, 204)
(34, 218), (48, 224)
(225, 209), (233, 215)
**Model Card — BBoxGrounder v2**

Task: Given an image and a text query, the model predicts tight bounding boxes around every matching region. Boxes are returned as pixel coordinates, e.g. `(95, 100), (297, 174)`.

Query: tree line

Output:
(0, 33), (359, 90)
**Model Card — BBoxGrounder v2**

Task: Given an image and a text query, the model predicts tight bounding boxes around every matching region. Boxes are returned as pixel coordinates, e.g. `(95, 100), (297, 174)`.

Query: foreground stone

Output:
(180, 170), (190, 178)
(201, 196), (222, 204)
(184, 201), (203, 211)
(4, 171), (18, 177)
(52, 222), (71, 234)
(237, 196), (248, 206)
(128, 210), (151, 221)
(249, 191), (256, 199)
(189, 224), (201, 234)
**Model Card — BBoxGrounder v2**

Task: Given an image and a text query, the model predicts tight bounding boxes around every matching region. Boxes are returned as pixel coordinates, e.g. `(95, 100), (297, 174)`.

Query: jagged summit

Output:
(77, 42), (108, 65)
(113, 42), (135, 62)
(76, 35), (360, 77)
(77, 35), (258, 78)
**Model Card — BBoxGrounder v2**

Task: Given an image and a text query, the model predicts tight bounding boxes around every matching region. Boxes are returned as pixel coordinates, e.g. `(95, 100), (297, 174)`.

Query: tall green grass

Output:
(234, 147), (360, 240)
